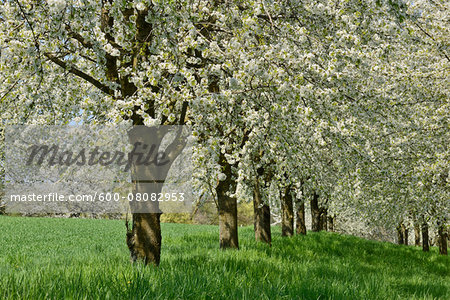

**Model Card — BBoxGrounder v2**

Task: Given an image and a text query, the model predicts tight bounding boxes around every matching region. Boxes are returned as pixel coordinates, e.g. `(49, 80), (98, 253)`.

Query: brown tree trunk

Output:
(217, 188), (239, 249)
(320, 208), (328, 231)
(281, 186), (294, 237)
(296, 201), (307, 235)
(414, 223), (421, 246)
(127, 212), (161, 265)
(310, 192), (320, 232)
(253, 177), (271, 245)
(422, 222), (429, 252)
(437, 222), (448, 255)
(217, 154), (239, 249)
(401, 223), (408, 246)
(318, 210), (323, 231)
(328, 215), (335, 232)
(126, 170), (164, 266)
(397, 223), (404, 245)
(126, 126), (185, 266)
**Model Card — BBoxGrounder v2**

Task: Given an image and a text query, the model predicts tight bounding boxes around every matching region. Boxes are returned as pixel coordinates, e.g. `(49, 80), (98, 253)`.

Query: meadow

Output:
(0, 216), (448, 299)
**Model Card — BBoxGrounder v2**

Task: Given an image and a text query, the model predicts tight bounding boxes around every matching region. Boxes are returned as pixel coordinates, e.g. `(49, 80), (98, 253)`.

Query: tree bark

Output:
(401, 223), (408, 246)
(328, 215), (335, 232)
(126, 126), (186, 265)
(295, 201), (307, 235)
(253, 177), (271, 245)
(414, 223), (421, 246)
(126, 212), (161, 265)
(422, 222), (429, 252)
(310, 192), (320, 232)
(319, 208), (328, 231)
(396, 223), (404, 245)
(216, 153), (239, 249)
(281, 186), (294, 237)
(126, 173), (164, 266)
(437, 222), (448, 255)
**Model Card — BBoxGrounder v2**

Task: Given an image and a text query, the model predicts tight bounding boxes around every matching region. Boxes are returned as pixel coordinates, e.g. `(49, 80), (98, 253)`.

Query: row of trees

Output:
(1, 0), (448, 265)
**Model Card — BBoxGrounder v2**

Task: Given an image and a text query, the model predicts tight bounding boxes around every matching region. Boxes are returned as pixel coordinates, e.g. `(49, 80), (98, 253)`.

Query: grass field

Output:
(0, 216), (448, 299)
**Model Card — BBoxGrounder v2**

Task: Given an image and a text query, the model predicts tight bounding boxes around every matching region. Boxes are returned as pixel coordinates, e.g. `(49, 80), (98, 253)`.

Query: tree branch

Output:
(414, 22), (450, 62)
(65, 25), (93, 49)
(45, 53), (115, 96)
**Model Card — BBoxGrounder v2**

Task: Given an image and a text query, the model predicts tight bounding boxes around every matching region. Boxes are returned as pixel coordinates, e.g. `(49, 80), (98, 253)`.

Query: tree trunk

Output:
(414, 223), (421, 246)
(401, 223), (408, 246)
(320, 208), (328, 231)
(127, 177), (164, 266)
(422, 222), (429, 252)
(127, 212), (161, 265)
(217, 154), (239, 249)
(253, 177), (271, 245)
(217, 188), (239, 249)
(281, 186), (294, 237)
(328, 215), (335, 232)
(295, 201), (307, 235)
(310, 192), (320, 232)
(437, 222), (448, 255)
(397, 223), (404, 245)
(125, 126), (186, 265)
(318, 210), (323, 231)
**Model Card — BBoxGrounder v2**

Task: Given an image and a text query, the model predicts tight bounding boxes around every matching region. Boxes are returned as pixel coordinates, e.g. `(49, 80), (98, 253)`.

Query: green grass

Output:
(0, 216), (448, 299)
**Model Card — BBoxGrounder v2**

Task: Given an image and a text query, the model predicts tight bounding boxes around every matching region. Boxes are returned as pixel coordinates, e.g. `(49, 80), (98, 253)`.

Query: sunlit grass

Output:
(0, 216), (448, 299)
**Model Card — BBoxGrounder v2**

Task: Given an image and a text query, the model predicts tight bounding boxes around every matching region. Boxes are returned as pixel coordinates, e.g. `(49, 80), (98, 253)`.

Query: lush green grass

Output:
(0, 216), (448, 299)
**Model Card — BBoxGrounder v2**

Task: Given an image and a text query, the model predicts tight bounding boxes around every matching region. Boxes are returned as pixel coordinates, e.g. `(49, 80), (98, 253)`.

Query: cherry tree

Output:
(1, 0), (237, 264)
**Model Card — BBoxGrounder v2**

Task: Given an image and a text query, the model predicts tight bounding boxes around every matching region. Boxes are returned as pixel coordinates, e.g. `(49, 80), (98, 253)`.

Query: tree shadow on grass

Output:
(265, 231), (449, 276)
